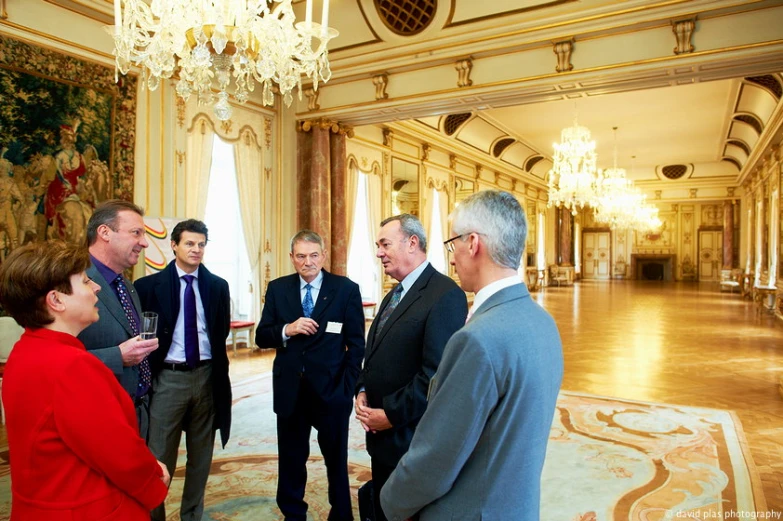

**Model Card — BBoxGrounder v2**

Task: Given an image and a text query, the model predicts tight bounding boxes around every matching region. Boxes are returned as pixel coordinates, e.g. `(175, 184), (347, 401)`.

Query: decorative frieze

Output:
(553, 39), (574, 73)
(373, 73), (389, 100)
(672, 18), (696, 55)
(304, 87), (320, 111)
(455, 58), (473, 88)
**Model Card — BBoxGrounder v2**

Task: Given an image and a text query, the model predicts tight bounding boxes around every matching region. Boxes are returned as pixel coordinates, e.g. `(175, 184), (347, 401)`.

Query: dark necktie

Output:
(302, 283), (314, 318)
(113, 275), (151, 393)
(375, 284), (403, 333)
(183, 275), (199, 368)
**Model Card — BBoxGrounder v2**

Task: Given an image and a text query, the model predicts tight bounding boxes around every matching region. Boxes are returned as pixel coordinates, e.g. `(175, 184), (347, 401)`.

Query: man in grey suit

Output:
(380, 190), (564, 521)
(78, 200), (159, 438)
(355, 214), (467, 521)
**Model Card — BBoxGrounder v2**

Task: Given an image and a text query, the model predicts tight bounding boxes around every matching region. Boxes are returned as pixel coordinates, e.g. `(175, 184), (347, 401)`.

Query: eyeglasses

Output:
(443, 234), (468, 253)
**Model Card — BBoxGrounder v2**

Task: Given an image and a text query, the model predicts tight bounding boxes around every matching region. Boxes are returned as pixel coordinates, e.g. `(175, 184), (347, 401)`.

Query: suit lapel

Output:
(368, 264), (435, 357)
(88, 264), (136, 337)
(285, 274), (304, 316)
(153, 262), (178, 327)
(310, 270), (336, 322)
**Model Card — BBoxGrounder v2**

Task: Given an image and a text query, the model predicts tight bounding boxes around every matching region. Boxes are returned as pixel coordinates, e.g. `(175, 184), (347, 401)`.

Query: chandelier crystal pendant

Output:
(111, 0), (339, 120)
(547, 117), (600, 215)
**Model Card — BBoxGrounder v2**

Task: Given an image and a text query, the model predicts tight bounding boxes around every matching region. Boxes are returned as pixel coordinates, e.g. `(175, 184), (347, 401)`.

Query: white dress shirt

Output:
(164, 266), (212, 363)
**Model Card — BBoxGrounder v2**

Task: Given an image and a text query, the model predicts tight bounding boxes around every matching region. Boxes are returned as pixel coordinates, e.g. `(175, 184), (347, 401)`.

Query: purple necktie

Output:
(183, 274), (199, 368)
(113, 275), (151, 394)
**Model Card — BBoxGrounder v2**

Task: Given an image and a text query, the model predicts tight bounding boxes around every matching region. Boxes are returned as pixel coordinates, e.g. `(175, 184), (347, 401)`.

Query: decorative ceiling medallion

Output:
(443, 113), (471, 136)
(493, 138), (515, 157)
(374, 0), (436, 36)
(661, 164), (688, 180)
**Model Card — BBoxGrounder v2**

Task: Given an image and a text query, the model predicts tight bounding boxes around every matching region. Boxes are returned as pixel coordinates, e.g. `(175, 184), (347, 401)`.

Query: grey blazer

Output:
(380, 283), (564, 521)
(78, 263), (142, 398)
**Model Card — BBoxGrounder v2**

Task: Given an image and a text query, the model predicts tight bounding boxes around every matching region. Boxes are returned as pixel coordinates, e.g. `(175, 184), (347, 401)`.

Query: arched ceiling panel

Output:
(736, 83), (778, 125)
(723, 143), (749, 166)
(529, 158), (553, 180)
(499, 142), (536, 170)
(455, 117), (505, 155)
(727, 120), (759, 150)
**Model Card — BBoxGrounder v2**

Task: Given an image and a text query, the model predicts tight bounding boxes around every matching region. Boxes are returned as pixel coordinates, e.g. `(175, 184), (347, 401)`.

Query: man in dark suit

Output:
(355, 214), (468, 521)
(78, 200), (159, 438)
(135, 219), (232, 521)
(255, 230), (365, 521)
(381, 190), (564, 521)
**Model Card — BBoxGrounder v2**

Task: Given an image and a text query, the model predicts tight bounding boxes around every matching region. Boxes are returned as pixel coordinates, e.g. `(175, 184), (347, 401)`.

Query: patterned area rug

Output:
(0, 375), (769, 521)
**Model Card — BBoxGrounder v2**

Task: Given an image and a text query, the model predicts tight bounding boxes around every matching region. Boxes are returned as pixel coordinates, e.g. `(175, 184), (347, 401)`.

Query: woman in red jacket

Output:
(0, 241), (169, 521)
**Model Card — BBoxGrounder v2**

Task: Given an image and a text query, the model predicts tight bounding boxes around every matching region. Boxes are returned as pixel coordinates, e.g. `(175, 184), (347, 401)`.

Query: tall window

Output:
(427, 189), (447, 273)
(537, 211), (546, 268)
(204, 138), (252, 319)
(347, 173), (378, 303)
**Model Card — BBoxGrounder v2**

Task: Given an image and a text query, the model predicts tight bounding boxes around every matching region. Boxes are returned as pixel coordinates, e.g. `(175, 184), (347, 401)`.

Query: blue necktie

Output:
(183, 275), (199, 368)
(113, 276), (151, 394)
(302, 283), (314, 318)
(375, 284), (403, 334)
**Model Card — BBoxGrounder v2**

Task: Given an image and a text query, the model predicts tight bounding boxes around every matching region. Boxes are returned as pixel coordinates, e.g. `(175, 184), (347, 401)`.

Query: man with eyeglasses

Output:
(380, 190), (564, 521)
(256, 230), (365, 521)
(355, 213), (467, 521)
(79, 199), (159, 438)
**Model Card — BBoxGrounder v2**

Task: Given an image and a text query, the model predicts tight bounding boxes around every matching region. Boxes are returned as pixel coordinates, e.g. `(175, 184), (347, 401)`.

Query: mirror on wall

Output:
(391, 157), (419, 216)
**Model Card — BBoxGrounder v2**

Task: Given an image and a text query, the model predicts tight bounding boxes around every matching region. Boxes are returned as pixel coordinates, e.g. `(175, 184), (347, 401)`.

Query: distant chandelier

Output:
(111, 0), (339, 120)
(547, 116), (600, 215)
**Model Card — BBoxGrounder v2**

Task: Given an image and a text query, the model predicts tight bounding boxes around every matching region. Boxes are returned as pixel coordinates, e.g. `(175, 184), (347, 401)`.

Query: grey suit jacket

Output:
(380, 283), (564, 521)
(78, 263), (142, 398)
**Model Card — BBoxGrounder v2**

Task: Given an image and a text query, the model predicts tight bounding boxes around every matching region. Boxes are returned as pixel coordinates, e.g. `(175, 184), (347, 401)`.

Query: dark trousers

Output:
(277, 378), (353, 521)
(370, 459), (396, 521)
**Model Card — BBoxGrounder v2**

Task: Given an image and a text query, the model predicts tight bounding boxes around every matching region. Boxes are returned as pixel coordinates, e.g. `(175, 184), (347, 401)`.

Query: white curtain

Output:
(345, 162), (360, 251)
(186, 117), (215, 219)
(438, 187), (449, 241)
(421, 186), (433, 242)
(233, 129), (264, 322)
(367, 170), (383, 303)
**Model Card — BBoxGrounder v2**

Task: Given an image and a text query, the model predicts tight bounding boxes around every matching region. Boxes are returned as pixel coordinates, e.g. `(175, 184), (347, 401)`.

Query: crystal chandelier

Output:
(111, 0), (339, 120)
(595, 127), (634, 229)
(547, 117), (600, 215)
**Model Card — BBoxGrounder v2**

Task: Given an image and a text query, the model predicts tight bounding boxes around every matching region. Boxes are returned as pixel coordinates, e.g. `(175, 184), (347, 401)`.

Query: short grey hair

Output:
(290, 229), (324, 252)
(450, 190), (527, 270)
(381, 213), (427, 253)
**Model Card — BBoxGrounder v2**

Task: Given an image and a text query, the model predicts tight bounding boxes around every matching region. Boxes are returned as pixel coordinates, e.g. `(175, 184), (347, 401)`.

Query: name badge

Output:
(326, 321), (343, 334)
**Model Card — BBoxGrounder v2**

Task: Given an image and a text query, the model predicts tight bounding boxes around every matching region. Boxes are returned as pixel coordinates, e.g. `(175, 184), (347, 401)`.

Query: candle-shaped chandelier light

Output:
(111, 0), (339, 120)
(547, 115), (601, 215)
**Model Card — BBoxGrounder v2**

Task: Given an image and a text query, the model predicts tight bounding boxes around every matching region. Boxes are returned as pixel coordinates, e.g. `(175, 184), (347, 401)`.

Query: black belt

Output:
(162, 360), (212, 372)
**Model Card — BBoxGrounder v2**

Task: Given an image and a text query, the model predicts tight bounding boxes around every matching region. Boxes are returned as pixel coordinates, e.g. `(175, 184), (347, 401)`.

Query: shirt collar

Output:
(470, 275), (522, 317)
(399, 260), (429, 294)
(176, 264), (198, 280)
(90, 254), (120, 284)
(300, 269), (324, 290)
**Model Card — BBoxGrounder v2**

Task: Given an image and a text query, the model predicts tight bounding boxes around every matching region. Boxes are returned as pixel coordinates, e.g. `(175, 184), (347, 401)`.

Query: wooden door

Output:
(583, 232), (610, 279)
(698, 231), (723, 282)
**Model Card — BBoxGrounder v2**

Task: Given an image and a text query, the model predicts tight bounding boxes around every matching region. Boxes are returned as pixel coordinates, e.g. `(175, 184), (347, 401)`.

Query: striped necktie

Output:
(375, 284), (403, 334)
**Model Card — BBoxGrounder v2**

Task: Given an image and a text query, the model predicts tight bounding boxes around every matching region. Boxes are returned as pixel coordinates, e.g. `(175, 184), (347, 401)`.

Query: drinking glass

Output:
(141, 312), (158, 339)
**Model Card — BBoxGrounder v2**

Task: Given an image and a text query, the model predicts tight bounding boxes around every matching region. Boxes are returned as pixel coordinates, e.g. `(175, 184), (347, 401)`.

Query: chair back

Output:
(0, 316), (24, 362)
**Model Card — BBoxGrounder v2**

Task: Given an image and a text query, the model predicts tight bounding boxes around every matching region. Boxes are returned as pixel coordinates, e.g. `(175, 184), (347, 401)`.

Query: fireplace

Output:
(630, 254), (675, 281)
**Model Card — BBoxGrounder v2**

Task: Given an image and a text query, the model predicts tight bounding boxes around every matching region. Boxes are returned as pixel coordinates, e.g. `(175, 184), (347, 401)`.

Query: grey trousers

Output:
(149, 364), (216, 521)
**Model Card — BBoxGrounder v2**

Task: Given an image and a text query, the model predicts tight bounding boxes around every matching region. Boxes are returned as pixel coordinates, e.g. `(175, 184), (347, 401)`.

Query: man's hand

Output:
(119, 337), (158, 367)
(285, 317), (319, 337)
(157, 460), (171, 487)
(355, 391), (392, 433)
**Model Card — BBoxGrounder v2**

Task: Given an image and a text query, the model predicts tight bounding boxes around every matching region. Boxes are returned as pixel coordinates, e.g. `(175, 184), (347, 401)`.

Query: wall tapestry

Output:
(0, 34), (137, 258)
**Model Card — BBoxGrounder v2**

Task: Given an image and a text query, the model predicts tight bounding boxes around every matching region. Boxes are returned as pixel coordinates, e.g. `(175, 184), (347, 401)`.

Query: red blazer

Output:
(2, 328), (167, 521)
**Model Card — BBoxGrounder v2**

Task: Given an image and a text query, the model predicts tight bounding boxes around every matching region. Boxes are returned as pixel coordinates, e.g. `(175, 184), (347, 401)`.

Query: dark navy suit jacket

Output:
(134, 260), (232, 447)
(255, 270), (365, 417)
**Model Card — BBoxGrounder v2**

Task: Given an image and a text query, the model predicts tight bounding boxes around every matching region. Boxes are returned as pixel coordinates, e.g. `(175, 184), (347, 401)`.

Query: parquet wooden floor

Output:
(3, 279), (779, 513)
(231, 279), (783, 510)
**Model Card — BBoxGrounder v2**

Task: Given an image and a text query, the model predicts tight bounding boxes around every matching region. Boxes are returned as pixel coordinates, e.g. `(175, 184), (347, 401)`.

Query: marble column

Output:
(296, 119), (352, 276)
(329, 131), (348, 276)
(558, 207), (573, 266)
(722, 200), (734, 269)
